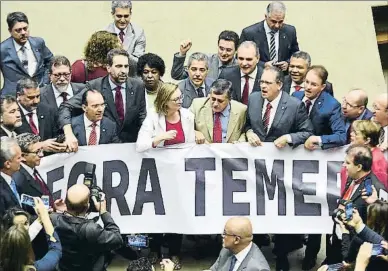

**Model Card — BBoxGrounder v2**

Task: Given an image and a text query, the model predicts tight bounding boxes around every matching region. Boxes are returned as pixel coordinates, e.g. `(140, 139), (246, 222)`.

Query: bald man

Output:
(372, 93), (388, 151)
(210, 217), (270, 271)
(50, 184), (123, 271)
(341, 88), (373, 143)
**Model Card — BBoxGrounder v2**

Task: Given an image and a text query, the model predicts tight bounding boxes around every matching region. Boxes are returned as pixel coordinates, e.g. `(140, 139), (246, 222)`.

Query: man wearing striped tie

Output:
(240, 1), (299, 72)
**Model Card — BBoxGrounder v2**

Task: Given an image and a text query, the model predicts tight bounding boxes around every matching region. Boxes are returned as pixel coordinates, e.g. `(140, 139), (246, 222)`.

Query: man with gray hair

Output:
(179, 52), (215, 108)
(219, 41), (264, 105)
(0, 136), (23, 217)
(105, 0), (145, 62)
(240, 1), (299, 71)
(0, 95), (22, 138)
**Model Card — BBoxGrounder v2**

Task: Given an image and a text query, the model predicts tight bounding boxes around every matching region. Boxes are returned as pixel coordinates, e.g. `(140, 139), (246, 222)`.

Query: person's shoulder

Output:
(0, 37), (13, 49)
(191, 97), (208, 108)
(131, 22), (145, 33)
(282, 23), (297, 32)
(231, 99), (247, 111)
(242, 20), (264, 32)
(101, 116), (116, 126)
(181, 107), (194, 119)
(221, 65), (240, 75)
(71, 114), (84, 125)
(128, 77), (144, 88)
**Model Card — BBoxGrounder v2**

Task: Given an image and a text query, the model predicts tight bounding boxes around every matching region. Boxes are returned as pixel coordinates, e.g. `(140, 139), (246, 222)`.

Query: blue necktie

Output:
(229, 255), (237, 271)
(10, 179), (21, 205)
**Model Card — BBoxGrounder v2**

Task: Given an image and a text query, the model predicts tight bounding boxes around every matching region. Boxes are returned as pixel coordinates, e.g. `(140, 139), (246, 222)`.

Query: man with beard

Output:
(59, 48), (146, 152)
(0, 95), (22, 138)
(15, 77), (66, 153)
(171, 30), (239, 80)
(0, 12), (53, 96)
(40, 56), (84, 111)
(179, 52), (214, 108)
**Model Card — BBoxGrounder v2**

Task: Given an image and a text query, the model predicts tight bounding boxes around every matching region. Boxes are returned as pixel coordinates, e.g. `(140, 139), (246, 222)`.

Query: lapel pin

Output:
(282, 106), (285, 110)
(102, 129), (106, 132)
(130, 92), (134, 95)
(40, 115), (44, 119)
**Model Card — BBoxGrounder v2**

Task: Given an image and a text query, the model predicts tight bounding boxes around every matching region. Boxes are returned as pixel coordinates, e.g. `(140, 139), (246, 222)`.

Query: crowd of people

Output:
(0, 1), (387, 270)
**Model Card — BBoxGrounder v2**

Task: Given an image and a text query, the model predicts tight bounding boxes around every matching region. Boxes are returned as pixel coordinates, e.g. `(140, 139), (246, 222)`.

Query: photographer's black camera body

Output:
(83, 163), (103, 213)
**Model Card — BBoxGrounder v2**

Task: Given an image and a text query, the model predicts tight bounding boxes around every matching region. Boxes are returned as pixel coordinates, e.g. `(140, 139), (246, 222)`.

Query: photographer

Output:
(50, 183), (123, 271)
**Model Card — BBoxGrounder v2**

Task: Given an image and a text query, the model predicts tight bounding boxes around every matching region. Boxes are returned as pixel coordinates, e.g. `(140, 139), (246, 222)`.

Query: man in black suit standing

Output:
(219, 41), (263, 105)
(0, 95), (22, 138)
(72, 89), (121, 146)
(59, 48), (146, 152)
(0, 137), (23, 217)
(40, 55), (84, 111)
(240, 1), (299, 72)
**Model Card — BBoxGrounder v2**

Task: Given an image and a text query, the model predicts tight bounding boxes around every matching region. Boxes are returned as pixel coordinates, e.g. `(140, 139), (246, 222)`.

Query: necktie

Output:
(294, 85), (302, 92)
(213, 112), (222, 143)
(229, 255), (237, 271)
(269, 31), (277, 61)
(379, 128), (386, 145)
(33, 169), (54, 207)
(196, 87), (204, 98)
(219, 65), (226, 75)
(60, 92), (68, 102)
(20, 46), (29, 73)
(242, 75), (250, 105)
(263, 102), (272, 134)
(88, 122), (97, 145)
(27, 112), (39, 135)
(119, 31), (125, 43)
(10, 179), (21, 205)
(343, 178), (364, 201)
(305, 99), (312, 115)
(114, 86), (125, 123)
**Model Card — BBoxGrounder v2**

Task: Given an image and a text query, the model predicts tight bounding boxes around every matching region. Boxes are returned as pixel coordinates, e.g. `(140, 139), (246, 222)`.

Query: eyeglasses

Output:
(259, 80), (277, 85)
(222, 230), (241, 238)
(51, 73), (71, 79)
(170, 94), (184, 103)
(26, 148), (43, 155)
(342, 98), (361, 108)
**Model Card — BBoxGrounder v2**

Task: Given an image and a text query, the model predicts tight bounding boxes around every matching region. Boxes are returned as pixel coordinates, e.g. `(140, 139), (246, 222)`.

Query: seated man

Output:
(210, 217), (270, 271)
(0, 95), (22, 138)
(190, 79), (247, 143)
(71, 89), (121, 146)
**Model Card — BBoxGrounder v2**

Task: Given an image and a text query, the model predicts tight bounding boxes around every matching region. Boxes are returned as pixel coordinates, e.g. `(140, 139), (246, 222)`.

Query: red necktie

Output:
(295, 85), (302, 91)
(305, 99), (312, 115)
(115, 86), (125, 123)
(88, 122), (97, 145)
(60, 92), (68, 102)
(33, 169), (54, 207)
(213, 113), (222, 143)
(262, 102), (272, 134)
(242, 75), (249, 105)
(119, 31), (125, 43)
(27, 112), (39, 135)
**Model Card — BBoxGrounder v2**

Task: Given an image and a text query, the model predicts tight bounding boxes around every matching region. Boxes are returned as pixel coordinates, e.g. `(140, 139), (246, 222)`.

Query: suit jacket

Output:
(40, 83), (85, 111)
(136, 108), (195, 152)
(71, 115), (121, 146)
(344, 108), (373, 137)
(292, 91), (346, 149)
(218, 66), (263, 103)
(15, 103), (60, 141)
(240, 21), (299, 67)
(189, 97), (247, 143)
(282, 75), (334, 96)
(210, 243), (270, 271)
(171, 52), (238, 81)
(0, 36), (53, 96)
(179, 77), (215, 108)
(58, 76), (146, 143)
(0, 174), (21, 217)
(245, 91), (314, 147)
(105, 22), (146, 63)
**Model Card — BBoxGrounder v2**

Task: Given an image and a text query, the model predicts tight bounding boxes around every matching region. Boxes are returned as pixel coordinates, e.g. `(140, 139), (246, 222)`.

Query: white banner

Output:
(38, 143), (347, 234)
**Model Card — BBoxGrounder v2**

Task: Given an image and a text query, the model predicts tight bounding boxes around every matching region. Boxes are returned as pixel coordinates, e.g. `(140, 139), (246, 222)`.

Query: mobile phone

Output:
(126, 235), (149, 248)
(327, 262), (344, 271)
(345, 202), (353, 221)
(364, 178), (372, 196)
(20, 194), (35, 207)
(41, 195), (50, 209)
(371, 244), (384, 256)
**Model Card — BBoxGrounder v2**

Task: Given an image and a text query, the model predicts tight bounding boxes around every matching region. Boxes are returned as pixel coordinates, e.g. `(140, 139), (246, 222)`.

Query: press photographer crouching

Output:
(50, 180), (123, 271)
(324, 144), (387, 266)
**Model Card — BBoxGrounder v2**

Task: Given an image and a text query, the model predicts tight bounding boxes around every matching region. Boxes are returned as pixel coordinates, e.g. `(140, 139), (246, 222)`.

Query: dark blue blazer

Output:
(0, 36), (53, 96)
(0, 175), (21, 217)
(344, 108), (373, 137)
(71, 115), (121, 146)
(293, 90), (346, 149)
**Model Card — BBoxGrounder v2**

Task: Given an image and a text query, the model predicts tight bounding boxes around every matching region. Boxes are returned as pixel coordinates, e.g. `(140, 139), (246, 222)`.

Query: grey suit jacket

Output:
(171, 52), (238, 81)
(245, 91), (313, 147)
(0, 36), (53, 96)
(105, 22), (146, 63)
(210, 243), (270, 271)
(179, 77), (215, 109)
(40, 83), (85, 110)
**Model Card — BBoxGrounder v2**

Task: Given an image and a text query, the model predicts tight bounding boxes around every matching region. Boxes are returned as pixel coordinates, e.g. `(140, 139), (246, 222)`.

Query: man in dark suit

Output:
(0, 12), (53, 96)
(72, 90), (121, 146)
(178, 52), (214, 108)
(0, 95), (22, 138)
(210, 217), (270, 271)
(0, 137), (23, 217)
(59, 48), (146, 152)
(219, 41), (264, 105)
(341, 88), (373, 144)
(282, 51), (334, 96)
(240, 1), (299, 72)
(40, 55), (84, 111)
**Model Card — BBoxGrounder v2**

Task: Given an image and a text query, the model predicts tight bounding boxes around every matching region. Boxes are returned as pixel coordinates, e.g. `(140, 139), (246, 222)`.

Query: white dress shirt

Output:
(21, 163), (35, 176)
(114, 25), (127, 39)
(232, 242), (253, 271)
(19, 104), (39, 134)
(84, 114), (101, 145)
(290, 81), (305, 95)
(264, 20), (279, 63)
(0, 125), (17, 138)
(240, 66), (258, 96)
(383, 126), (388, 146)
(52, 83), (74, 108)
(262, 91), (283, 131)
(13, 40), (37, 77)
(108, 77), (127, 115)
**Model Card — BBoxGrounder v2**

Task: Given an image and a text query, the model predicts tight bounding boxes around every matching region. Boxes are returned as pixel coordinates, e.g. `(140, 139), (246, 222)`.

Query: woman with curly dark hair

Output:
(71, 30), (121, 83)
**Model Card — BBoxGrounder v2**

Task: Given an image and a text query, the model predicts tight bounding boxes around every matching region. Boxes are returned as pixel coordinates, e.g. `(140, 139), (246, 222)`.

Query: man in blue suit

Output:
(1, 12), (53, 96)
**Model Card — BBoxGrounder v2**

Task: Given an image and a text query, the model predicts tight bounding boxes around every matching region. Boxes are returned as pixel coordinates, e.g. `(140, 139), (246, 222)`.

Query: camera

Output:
(332, 200), (353, 223)
(83, 163), (103, 213)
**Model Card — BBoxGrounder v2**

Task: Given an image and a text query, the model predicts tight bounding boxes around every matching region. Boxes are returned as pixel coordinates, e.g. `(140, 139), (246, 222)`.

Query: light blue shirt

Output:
(108, 77), (127, 115)
(214, 103), (231, 143)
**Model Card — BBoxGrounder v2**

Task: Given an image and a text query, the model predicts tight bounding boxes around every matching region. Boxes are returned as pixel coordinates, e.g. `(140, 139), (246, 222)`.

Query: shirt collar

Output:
(291, 80), (305, 89)
(108, 76), (126, 90)
(19, 102), (36, 116)
(0, 125), (15, 137)
(83, 114), (101, 127)
(265, 91), (282, 109)
(189, 79), (205, 91)
(303, 95), (318, 105)
(218, 56), (238, 68)
(234, 242), (253, 264)
(114, 25), (128, 35)
(13, 39), (31, 52)
(0, 171), (13, 186)
(21, 163), (35, 176)
(264, 20), (276, 34)
(241, 65), (258, 79)
(52, 83), (73, 98)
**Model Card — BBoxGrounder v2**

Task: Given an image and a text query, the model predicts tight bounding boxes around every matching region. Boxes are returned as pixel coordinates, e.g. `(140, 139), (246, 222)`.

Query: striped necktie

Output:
(269, 31), (277, 61)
